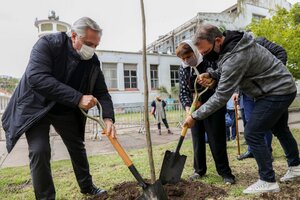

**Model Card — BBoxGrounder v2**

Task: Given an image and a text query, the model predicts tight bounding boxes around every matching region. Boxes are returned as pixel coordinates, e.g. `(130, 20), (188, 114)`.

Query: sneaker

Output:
(280, 164), (300, 182)
(243, 179), (280, 194)
(224, 177), (235, 185)
(167, 130), (173, 134)
(158, 130), (162, 135)
(189, 172), (202, 181)
(237, 151), (254, 161)
(81, 184), (107, 197)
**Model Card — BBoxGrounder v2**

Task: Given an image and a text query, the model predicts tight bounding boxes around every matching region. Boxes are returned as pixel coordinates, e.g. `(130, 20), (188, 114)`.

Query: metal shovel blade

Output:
(137, 180), (168, 200)
(159, 150), (187, 185)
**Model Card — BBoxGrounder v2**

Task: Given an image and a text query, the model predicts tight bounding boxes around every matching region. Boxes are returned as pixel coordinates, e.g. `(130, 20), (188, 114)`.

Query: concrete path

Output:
(0, 126), (187, 168)
(1, 110), (299, 169)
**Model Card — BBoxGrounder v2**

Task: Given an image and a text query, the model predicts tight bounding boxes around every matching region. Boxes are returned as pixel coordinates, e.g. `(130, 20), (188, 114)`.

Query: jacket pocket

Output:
(17, 90), (32, 105)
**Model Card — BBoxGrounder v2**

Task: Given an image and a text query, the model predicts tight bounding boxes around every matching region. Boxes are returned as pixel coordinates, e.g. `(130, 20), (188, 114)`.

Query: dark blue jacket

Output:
(1, 32), (114, 153)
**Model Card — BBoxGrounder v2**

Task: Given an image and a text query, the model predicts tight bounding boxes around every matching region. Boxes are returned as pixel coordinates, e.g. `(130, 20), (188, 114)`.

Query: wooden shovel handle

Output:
(181, 100), (197, 137)
(104, 130), (133, 167)
(234, 100), (241, 156)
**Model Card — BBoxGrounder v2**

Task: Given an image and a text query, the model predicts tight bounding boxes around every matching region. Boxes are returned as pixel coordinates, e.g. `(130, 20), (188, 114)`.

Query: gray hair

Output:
(192, 24), (223, 45)
(68, 17), (102, 37)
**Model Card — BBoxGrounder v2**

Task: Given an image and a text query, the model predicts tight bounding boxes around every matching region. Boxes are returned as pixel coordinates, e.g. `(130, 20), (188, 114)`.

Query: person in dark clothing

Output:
(183, 24), (299, 194)
(151, 96), (173, 135)
(237, 37), (287, 160)
(1, 17), (115, 199)
(176, 40), (235, 185)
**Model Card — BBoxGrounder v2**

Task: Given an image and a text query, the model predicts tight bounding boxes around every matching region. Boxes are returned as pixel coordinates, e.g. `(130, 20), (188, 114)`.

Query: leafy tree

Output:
(248, 3), (300, 79)
(0, 76), (19, 93)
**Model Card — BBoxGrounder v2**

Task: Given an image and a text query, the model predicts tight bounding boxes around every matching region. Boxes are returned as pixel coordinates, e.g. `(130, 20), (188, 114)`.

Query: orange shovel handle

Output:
(104, 130), (133, 167)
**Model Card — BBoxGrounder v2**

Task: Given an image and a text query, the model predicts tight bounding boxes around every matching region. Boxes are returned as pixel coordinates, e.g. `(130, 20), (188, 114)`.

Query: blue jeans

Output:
(227, 110), (236, 140)
(243, 94), (273, 152)
(244, 92), (299, 182)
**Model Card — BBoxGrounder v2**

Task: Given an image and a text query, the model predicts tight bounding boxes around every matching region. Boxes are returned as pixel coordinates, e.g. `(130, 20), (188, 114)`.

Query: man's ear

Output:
(215, 37), (222, 44)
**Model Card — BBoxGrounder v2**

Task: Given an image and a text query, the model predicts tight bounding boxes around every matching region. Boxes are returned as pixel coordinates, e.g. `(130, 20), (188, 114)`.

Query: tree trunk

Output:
(140, 0), (156, 183)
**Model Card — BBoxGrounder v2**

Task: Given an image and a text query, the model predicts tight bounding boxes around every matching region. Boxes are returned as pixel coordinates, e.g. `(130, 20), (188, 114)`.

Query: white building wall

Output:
(96, 51), (181, 106)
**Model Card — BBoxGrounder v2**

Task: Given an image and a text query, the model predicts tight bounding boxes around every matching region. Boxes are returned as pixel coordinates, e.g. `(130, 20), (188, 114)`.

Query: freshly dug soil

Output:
(95, 180), (227, 200)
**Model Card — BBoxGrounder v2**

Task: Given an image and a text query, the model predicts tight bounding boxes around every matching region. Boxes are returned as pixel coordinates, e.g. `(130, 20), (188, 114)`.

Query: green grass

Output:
(290, 95), (300, 109)
(0, 129), (300, 200)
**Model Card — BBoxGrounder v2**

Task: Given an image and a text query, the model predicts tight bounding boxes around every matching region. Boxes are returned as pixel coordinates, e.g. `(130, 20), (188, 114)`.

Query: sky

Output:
(0, 0), (299, 78)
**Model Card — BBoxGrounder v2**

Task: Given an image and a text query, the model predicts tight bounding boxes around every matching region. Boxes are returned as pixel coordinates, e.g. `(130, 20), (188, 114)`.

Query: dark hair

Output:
(192, 24), (223, 45)
(175, 43), (193, 58)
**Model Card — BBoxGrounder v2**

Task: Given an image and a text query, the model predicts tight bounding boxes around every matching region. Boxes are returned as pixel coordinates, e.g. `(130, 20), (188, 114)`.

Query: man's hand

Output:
(232, 93), (239, 101)
(197, 73), (216, 88)
(78, 95), (97, 110)
(104, 118), (117, 139)
(182, 115), (195, 128)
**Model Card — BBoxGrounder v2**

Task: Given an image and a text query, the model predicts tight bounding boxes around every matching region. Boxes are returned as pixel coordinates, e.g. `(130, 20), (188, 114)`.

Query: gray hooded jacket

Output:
(192, 32), (296, 120)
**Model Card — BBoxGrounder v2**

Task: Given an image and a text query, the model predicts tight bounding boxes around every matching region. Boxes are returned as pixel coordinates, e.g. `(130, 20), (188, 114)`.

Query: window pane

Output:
(171, 80), (175, 87)
(131, 77), (137, 83)
(124, 70), (129, 76)
(171, 72), (174, 78)
(131, 70), (137, 76)
(57, 24), (67, 32)
(125, 82), (130, 88)
(41, 23), (53, 31)
(132, 82), (137, 88)
(124, 77), (130, 83)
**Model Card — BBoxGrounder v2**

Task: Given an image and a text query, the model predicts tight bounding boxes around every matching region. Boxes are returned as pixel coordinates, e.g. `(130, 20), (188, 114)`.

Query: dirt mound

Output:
(95, 180), (227, 200)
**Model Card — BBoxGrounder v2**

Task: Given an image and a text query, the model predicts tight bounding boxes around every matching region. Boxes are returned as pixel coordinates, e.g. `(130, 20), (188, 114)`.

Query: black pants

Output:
(25, 112), (93, 200)
(191, 106), (234, 179)
(157, 118), (169, 129)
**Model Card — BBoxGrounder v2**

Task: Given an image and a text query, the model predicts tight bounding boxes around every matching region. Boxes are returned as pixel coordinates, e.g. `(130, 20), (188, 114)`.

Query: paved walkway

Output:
(0, 126), (187, 168)
(1, 110), (300, 168)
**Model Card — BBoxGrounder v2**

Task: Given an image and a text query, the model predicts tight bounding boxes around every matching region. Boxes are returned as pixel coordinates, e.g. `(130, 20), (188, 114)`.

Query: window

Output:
(41, 23), (53, 31)
(57, 24), (68, 32)
(252, 14), (266, 21)
(102, 63), (118, 89)
(124, 64), (138, 89)
(150, 65), (159, 89)
(170, 65), (180, 87)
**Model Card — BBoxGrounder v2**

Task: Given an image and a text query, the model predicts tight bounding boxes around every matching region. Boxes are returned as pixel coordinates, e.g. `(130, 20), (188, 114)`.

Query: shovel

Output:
(81, 102), (168, 200)
(159, 77), (209, 184)
(234, 99), (241, 156)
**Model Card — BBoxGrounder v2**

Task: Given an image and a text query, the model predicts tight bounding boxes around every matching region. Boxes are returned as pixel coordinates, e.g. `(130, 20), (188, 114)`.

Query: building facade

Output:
(96, 50), (181, 107)
(146, 0), (291, 54)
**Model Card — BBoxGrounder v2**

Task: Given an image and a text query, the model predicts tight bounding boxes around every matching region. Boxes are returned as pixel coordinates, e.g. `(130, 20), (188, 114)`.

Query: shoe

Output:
(167, 130), (173, 134)
(237, 151), (254, 160)
(243, 179), (280, 194)
(280, 164), (300, 182)
(158, 130), (162, 135)
(224, 177), (235, 185)
(189, 172), (202, 181)
(81, 184), (107, 197)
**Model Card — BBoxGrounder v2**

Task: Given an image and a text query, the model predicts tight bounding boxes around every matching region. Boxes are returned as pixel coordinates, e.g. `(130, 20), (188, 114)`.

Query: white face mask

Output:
(77, 44), (95, 60)
(183, 54), (198, 67)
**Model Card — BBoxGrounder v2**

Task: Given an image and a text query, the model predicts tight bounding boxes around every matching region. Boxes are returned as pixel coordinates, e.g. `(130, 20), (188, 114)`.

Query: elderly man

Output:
(2, 17), (115, 199)
(183, 24), (300, 194)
